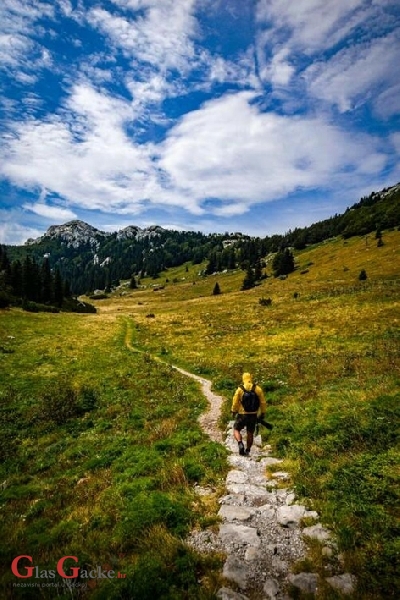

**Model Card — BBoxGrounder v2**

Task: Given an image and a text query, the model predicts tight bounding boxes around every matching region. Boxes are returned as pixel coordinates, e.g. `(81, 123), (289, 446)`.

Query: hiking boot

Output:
(238, 442), (245, 456)
(245, 448), (250, 456)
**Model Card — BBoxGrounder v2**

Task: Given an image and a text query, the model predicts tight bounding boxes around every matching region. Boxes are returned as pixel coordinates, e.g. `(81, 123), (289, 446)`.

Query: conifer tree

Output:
(41, 257), (53, 303)
(212, 281), (221, 295)
(241, 265), (255, 290)
(54, 267), (64, 307)
(272, 249), (295, 277)
(254, 259), (263, 281)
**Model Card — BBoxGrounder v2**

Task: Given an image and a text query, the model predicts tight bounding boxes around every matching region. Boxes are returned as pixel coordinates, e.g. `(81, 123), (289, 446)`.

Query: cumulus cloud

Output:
(23, 201), (77, 221)
(160, 91), (387, 210)
(0, 209), (43, 245)
(0, 1), (398, 243)
(0, 82), (201, 215)
(0, 87), (391, 221)
(256, 0), (369, 52)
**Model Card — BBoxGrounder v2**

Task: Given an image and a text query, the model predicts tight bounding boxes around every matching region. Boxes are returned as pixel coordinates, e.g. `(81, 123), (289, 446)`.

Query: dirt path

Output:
(124, 318), (225, 443)
(171, 365), (225, 443)
(124, 319), (353, 599)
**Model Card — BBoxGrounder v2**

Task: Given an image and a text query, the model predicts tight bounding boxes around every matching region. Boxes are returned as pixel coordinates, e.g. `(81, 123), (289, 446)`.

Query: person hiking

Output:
(231, 372), (267, 456)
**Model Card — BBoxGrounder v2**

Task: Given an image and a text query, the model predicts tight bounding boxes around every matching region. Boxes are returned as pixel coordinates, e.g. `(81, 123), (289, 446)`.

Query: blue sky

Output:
(1, 0), (399, 244)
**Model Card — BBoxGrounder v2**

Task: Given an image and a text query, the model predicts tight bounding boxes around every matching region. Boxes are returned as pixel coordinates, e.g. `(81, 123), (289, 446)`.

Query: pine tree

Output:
(11, 260), (23, 298)
(254, 259), (263, 281)
(212, 282), (221, 295)
(241, 266), (255, 290)
(54, 268), (64, 307)
(272, 249), (295, 277)
(40, 257), (53, 303)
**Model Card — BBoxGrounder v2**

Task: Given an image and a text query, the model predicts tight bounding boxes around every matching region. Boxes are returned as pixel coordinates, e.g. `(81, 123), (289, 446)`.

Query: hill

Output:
(3, 182), (400, 297)
(0, 221), (399, 598)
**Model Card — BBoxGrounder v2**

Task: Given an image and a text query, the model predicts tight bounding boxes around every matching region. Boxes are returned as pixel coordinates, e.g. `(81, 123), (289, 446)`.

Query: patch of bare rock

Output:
(187, 421), (356, 599)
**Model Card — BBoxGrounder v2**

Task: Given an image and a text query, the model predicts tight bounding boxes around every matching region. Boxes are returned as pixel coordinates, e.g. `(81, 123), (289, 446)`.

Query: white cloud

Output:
(0, 83), (201, 216)
(88, 0), (197, 73)
(1, 89), (391, 221)
(0, 210), (43, 245)
(374, 84), (400, 119)
(255, 0), (400, 119)
(0, 0), (55, 72)
(256, 0), (368, 52)
(305, 31), (400, 112)
(159, 92), (388, 211)
(259, 47), (295, 87)
(22, 202), (77, 221)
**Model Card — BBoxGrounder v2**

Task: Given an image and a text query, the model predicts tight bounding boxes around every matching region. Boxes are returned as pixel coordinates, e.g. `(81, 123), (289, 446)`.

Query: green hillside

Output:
(1, 225), (399, 598)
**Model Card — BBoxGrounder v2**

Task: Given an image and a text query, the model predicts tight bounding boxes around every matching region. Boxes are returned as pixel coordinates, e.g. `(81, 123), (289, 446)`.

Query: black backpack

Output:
(240, 384), (260, 412)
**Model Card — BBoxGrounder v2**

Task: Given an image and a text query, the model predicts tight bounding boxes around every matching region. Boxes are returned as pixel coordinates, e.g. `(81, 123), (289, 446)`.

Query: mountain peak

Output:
(25, 221), (168, 247)
(26, 220), (110, 248)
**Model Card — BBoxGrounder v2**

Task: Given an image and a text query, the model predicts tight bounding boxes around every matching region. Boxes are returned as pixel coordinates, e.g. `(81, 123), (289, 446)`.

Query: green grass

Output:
(0, 311), (227, 599)
(1, 229), (399, 599)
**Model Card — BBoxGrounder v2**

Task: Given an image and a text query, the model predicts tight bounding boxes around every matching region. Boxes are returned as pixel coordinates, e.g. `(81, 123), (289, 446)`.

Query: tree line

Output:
(3, 182), (399, 296)
(0, 246), (95, 312)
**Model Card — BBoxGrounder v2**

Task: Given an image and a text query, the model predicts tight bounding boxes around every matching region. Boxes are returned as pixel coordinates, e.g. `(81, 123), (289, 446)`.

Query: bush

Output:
(259, 297), (272, 306)
(22, 300), (59, 313)
(35, 378), (82, 426)
(359, 269), (367, 281)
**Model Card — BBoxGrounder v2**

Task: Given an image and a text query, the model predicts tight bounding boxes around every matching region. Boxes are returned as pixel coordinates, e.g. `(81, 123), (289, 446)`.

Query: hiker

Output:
(231, 372), (266, 456)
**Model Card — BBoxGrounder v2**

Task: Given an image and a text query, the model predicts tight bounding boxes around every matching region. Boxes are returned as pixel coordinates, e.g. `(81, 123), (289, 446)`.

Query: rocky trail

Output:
(179, 368), (356, 600)
(124, 324), (355, 598)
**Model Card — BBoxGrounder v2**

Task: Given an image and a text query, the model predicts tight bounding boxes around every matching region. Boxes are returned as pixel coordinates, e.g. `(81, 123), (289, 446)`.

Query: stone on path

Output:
(227, 483), (270, 497)
(288, 572), (319, 594)
(276, 504), (306, 527)
(271, 471), (290, 481)
(222, 556), (249, 589)
(219, 523), (261, 548)
(263, 577), (279, 599)
(244, 547), (261, 561)
(218, 505), (254, 522)
(226, 470), (250, 485)
(302, 523), (331, 541)
(216, 587), (249, 600)
(326, 573), (357, 595)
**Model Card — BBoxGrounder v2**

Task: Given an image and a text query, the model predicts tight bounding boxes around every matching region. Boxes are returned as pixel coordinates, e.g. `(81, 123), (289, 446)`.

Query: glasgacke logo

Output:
(11, 555), (126, 580)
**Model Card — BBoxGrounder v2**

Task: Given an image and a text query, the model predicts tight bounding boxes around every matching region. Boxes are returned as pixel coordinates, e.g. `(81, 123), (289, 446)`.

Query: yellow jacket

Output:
(231, 373), (267, 414)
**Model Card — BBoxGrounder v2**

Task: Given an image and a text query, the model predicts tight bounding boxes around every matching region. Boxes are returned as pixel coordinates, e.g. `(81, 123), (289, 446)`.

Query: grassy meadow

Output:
(1, 230), (399, 599)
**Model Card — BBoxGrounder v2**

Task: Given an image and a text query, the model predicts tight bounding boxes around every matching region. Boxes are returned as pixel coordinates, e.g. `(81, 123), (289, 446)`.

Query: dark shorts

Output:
(234, 413), (258, 434)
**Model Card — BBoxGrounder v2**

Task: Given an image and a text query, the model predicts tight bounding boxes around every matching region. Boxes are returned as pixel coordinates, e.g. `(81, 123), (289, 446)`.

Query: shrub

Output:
(22, 300), (59, 313)
(359, 269), (367, 281)
(259, 297), (272, 306)
(35, 378), (82, 425)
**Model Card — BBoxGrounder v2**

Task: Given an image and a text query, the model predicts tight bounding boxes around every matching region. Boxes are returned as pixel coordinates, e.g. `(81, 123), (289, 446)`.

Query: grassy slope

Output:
(92, 230), (399, 599)
(0, 311), (227, 599)
(1, 230), (399, 599)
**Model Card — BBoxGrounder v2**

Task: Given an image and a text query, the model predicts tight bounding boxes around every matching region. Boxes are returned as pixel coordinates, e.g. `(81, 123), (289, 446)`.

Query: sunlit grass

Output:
(1, 229), (399, 598)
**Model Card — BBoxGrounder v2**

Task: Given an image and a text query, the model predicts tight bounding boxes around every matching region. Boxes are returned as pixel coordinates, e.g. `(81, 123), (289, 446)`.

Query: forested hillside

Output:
(2, 182), (399, 299)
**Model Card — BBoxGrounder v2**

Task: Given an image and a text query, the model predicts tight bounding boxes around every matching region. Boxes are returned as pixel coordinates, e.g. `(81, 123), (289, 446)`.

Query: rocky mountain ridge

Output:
(26, 220), (166, 249)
